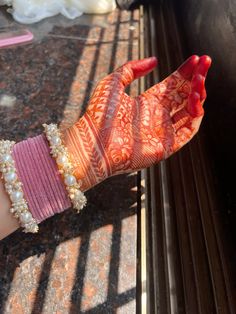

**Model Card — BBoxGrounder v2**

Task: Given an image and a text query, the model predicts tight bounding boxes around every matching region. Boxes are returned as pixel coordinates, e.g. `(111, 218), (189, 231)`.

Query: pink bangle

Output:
(12, 134), (71, 223)
(0, 140), (38, 233)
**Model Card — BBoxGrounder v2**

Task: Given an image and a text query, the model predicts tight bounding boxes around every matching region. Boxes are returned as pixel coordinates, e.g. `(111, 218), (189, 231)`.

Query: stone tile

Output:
(0, 8), (139, 314)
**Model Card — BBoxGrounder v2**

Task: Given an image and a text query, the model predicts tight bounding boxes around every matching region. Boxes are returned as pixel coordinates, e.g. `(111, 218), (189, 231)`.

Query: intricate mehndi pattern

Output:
(64, 55), (211, 191)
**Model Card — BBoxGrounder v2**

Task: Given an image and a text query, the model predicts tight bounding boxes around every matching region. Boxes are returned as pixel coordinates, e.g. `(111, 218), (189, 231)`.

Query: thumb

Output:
(115, 57), (157, 88)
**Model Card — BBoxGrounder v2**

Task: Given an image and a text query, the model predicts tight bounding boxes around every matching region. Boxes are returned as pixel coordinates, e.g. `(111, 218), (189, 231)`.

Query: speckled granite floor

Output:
(0, 7), (140, 314)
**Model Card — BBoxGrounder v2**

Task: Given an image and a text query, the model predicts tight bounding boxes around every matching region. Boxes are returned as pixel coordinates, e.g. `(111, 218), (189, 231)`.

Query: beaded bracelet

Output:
(43, 124), (87, 213)
(0, 140), (39, 233)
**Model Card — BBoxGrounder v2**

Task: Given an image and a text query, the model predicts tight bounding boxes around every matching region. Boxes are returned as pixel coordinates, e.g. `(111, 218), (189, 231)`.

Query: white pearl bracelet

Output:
(43, 124), (87, 213)
(0, 140), (39, 233)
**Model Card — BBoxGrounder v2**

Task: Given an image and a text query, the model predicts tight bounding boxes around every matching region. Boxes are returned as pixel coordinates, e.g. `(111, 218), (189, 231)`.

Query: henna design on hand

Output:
(63, 55), (211, 191)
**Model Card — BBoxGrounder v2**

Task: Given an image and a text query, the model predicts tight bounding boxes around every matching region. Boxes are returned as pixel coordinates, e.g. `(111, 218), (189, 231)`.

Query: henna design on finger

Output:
(63, 55), (211, 190)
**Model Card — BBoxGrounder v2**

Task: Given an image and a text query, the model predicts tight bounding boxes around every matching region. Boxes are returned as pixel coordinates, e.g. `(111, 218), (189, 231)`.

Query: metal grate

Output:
(141, 1), (236, 313)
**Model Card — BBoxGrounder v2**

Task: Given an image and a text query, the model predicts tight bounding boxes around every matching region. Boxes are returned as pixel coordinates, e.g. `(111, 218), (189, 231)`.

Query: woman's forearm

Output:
(0, 130), (89, 241)
(0, 178), (19, 240)
(0, 132), (86, 241)
(0, 55), (211, 241)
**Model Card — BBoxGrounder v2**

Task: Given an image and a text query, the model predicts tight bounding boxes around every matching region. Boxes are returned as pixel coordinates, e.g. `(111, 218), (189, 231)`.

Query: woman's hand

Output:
(63, 55), (211, 191)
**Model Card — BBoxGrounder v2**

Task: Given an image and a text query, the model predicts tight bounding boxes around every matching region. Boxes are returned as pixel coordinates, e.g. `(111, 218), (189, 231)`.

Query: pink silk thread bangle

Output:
(12, 134), (71, 223)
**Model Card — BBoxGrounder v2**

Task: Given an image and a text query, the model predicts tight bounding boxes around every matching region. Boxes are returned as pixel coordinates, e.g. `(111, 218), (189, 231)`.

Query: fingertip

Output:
(202, 87), (207, 101)
(190, 91), (200, 103)
(192, 74), (205, 97)
(202, 55), (212, 65)
(193, 73), (205, 84)
(147, 56), (158, 66)
(187, 92), (204, 117)
(195, 55), (212, 77)
(117, 57), (158, 87)
(131, 56), (158, 80)
(177, 55), (200, 80)
(191, 55), (200, 64)
(143, 56), (158, 72)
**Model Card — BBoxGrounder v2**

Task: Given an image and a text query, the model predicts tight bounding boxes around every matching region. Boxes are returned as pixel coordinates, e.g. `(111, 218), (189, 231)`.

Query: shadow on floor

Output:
(0, 8), (140, 314)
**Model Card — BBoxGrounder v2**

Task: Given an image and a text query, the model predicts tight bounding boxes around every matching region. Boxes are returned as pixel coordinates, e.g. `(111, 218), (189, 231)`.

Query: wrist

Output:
(0, 178), (19, 240)
(63, 114), (111, 191)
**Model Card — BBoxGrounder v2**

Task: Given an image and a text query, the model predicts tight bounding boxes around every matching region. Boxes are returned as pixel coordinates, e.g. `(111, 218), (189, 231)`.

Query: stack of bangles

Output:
(0, 124), (87, 233)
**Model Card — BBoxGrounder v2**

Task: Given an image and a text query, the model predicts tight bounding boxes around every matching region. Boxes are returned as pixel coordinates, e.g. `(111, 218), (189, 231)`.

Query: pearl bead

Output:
(20, 212), (32, 224)
(57, 155), (68, 165)
(65, 175), (76, 186)
(10, 191), (23, 202)
(4, 172), (17, 183)
(51, 136), (61, 146)
(1, 154), (12, 163)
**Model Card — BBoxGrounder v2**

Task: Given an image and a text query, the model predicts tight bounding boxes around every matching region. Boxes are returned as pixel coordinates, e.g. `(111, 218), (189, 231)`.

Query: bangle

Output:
(0, 140), (39, 233)
(43, 124), (87, 213)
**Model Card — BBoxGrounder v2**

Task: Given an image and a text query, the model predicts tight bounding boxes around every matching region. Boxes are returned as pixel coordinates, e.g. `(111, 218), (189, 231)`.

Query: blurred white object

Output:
(0, 0), (116, 24)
